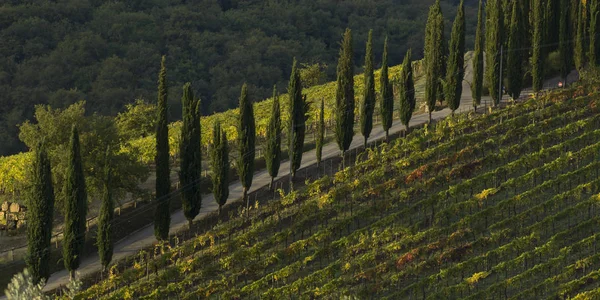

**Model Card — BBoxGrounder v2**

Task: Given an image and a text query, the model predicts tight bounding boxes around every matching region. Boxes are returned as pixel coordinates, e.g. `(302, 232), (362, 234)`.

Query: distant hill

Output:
(0, 0), (478, 155)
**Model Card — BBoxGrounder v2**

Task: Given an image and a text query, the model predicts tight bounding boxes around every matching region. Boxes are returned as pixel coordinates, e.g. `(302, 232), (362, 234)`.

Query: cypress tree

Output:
(590, 0), (599, 67)
(335, 28), (355, 167)
(211, 121), (229, 215)
(425, 1), (445, 121)
(507, 0), (524, 100)
(288, 58), (305, 182)
(472, 0), (484, 111)
(559, 0), (572, 83)
(265, 86), (281, 190)
(26, 142), (54, 284)
(154, 55), (170, 241)
(360, 29), (375, 148)
(316, 98), (325, 168)
(379, 37), (393, 140)
(438, 5), (448, 107)
(545, 0), (560, 50)
(532, 0), (545, 93)
(485, 0), (504, 106)
(575, 0), (585, 71)
(445, 0), (465, 116)
(97, 147), (113, 273)
(63, 125), (87, 280)
(399, 49), (416, 133)
(179, 83), (201, 229)
(238, 83), (255, 213)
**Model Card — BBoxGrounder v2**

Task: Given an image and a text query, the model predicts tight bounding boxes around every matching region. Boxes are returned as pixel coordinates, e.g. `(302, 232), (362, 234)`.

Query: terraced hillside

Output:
(75, 84), (600, 299)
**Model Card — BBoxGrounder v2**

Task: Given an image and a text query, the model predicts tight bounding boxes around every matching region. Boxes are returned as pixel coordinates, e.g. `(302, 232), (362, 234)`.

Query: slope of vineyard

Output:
(70, 82), (600, 299)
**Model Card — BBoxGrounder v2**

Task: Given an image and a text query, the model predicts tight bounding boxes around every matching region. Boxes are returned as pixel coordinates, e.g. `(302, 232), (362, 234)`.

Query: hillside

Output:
(0, 58), (423, 201)
(71, 83), (600, 299)
(0, 0), (478, 156)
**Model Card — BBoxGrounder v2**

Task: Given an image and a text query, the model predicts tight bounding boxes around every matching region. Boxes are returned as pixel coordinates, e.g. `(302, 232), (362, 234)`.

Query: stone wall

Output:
(0, 201), (26, 231)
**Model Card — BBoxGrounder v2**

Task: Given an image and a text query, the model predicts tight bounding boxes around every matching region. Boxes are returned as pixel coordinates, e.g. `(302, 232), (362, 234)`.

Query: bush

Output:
(4, 269), (47, 300)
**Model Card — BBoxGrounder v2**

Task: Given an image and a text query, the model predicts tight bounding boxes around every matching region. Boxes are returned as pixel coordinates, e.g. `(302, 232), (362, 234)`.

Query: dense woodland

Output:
(0, 0), (479, 156)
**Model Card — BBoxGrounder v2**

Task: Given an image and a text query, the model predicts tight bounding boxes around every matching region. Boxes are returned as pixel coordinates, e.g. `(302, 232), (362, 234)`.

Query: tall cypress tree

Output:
(316, 98), (325, 168)
(265, 86), (281, 190)
(575, 0), (585, 71)
(472, 0), (484, 111)
(485, 0), (504, 106)
(590, 0), (599, 67)
(399, 49), (416, 132)
(335, 28), (355, 167)
(97, 147), (113, 273)
(360, 29), (375, 148)
(26, 142), (54, 284)
(288, 58), (305, 181)
(532, 0), (545, 93)
(238, 83), (255, 213)
(445, 0), (465, 116)
(559, 0), (572, 83)
(154, 55), (170, 241)
(179, 83), (201, 229)
(211, 121), (229, 215)
(438, 3), (448, 107)
(545, 0), (560, 50)
(63, 126), (87, 280)
(379, 36), (393, 140)
(425, 0), (444, 122)
(507, 0), (524, 100)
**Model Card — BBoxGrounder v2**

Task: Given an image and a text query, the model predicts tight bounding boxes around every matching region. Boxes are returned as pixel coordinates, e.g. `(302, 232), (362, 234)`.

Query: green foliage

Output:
(97, 148), (113, 272)
(25, 143), (54, 284)
(114, 99), (157, 142)
(507, 0), (524, 100)
(0, 62), (410, 199)
(0, 0), (476, 157)
(379, 37), (393, 138)
(485, 0), (504, 104)
(154, 55), (170, 241)
(238, 83), (255, 205)
(424, 0), (445, 120)
(4, 269), (48, 300)
(360, 30), (375, 147)
(289, 58), (306, 178)
(179, 83), (202, 227)
(265, 86), (281, 187)
(559, 0), (573, 82)
(211, 121), (229, 215)
(399, 50), (416, 131)
(471, 0), (485, 109)
(299, 63), (327, 88)
(17, 101), (149, 211)
(316, 98), (325, 167)
(532, 0), (545, 93)
(445, 0), (466, 114)
(335, 28), (355, 155)
(575, 1), (586, 72)
(590, 0), (600, 67)
(63, 126), (87, 277)
(63, 275), (82, 300)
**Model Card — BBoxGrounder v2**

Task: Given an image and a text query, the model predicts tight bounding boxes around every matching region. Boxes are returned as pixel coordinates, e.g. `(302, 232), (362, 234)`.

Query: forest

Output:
(0, 0), (478, 156)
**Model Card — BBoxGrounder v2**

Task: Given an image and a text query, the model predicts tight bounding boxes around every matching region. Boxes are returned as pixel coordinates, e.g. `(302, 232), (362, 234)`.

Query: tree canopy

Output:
(0, 0), (478, 156)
